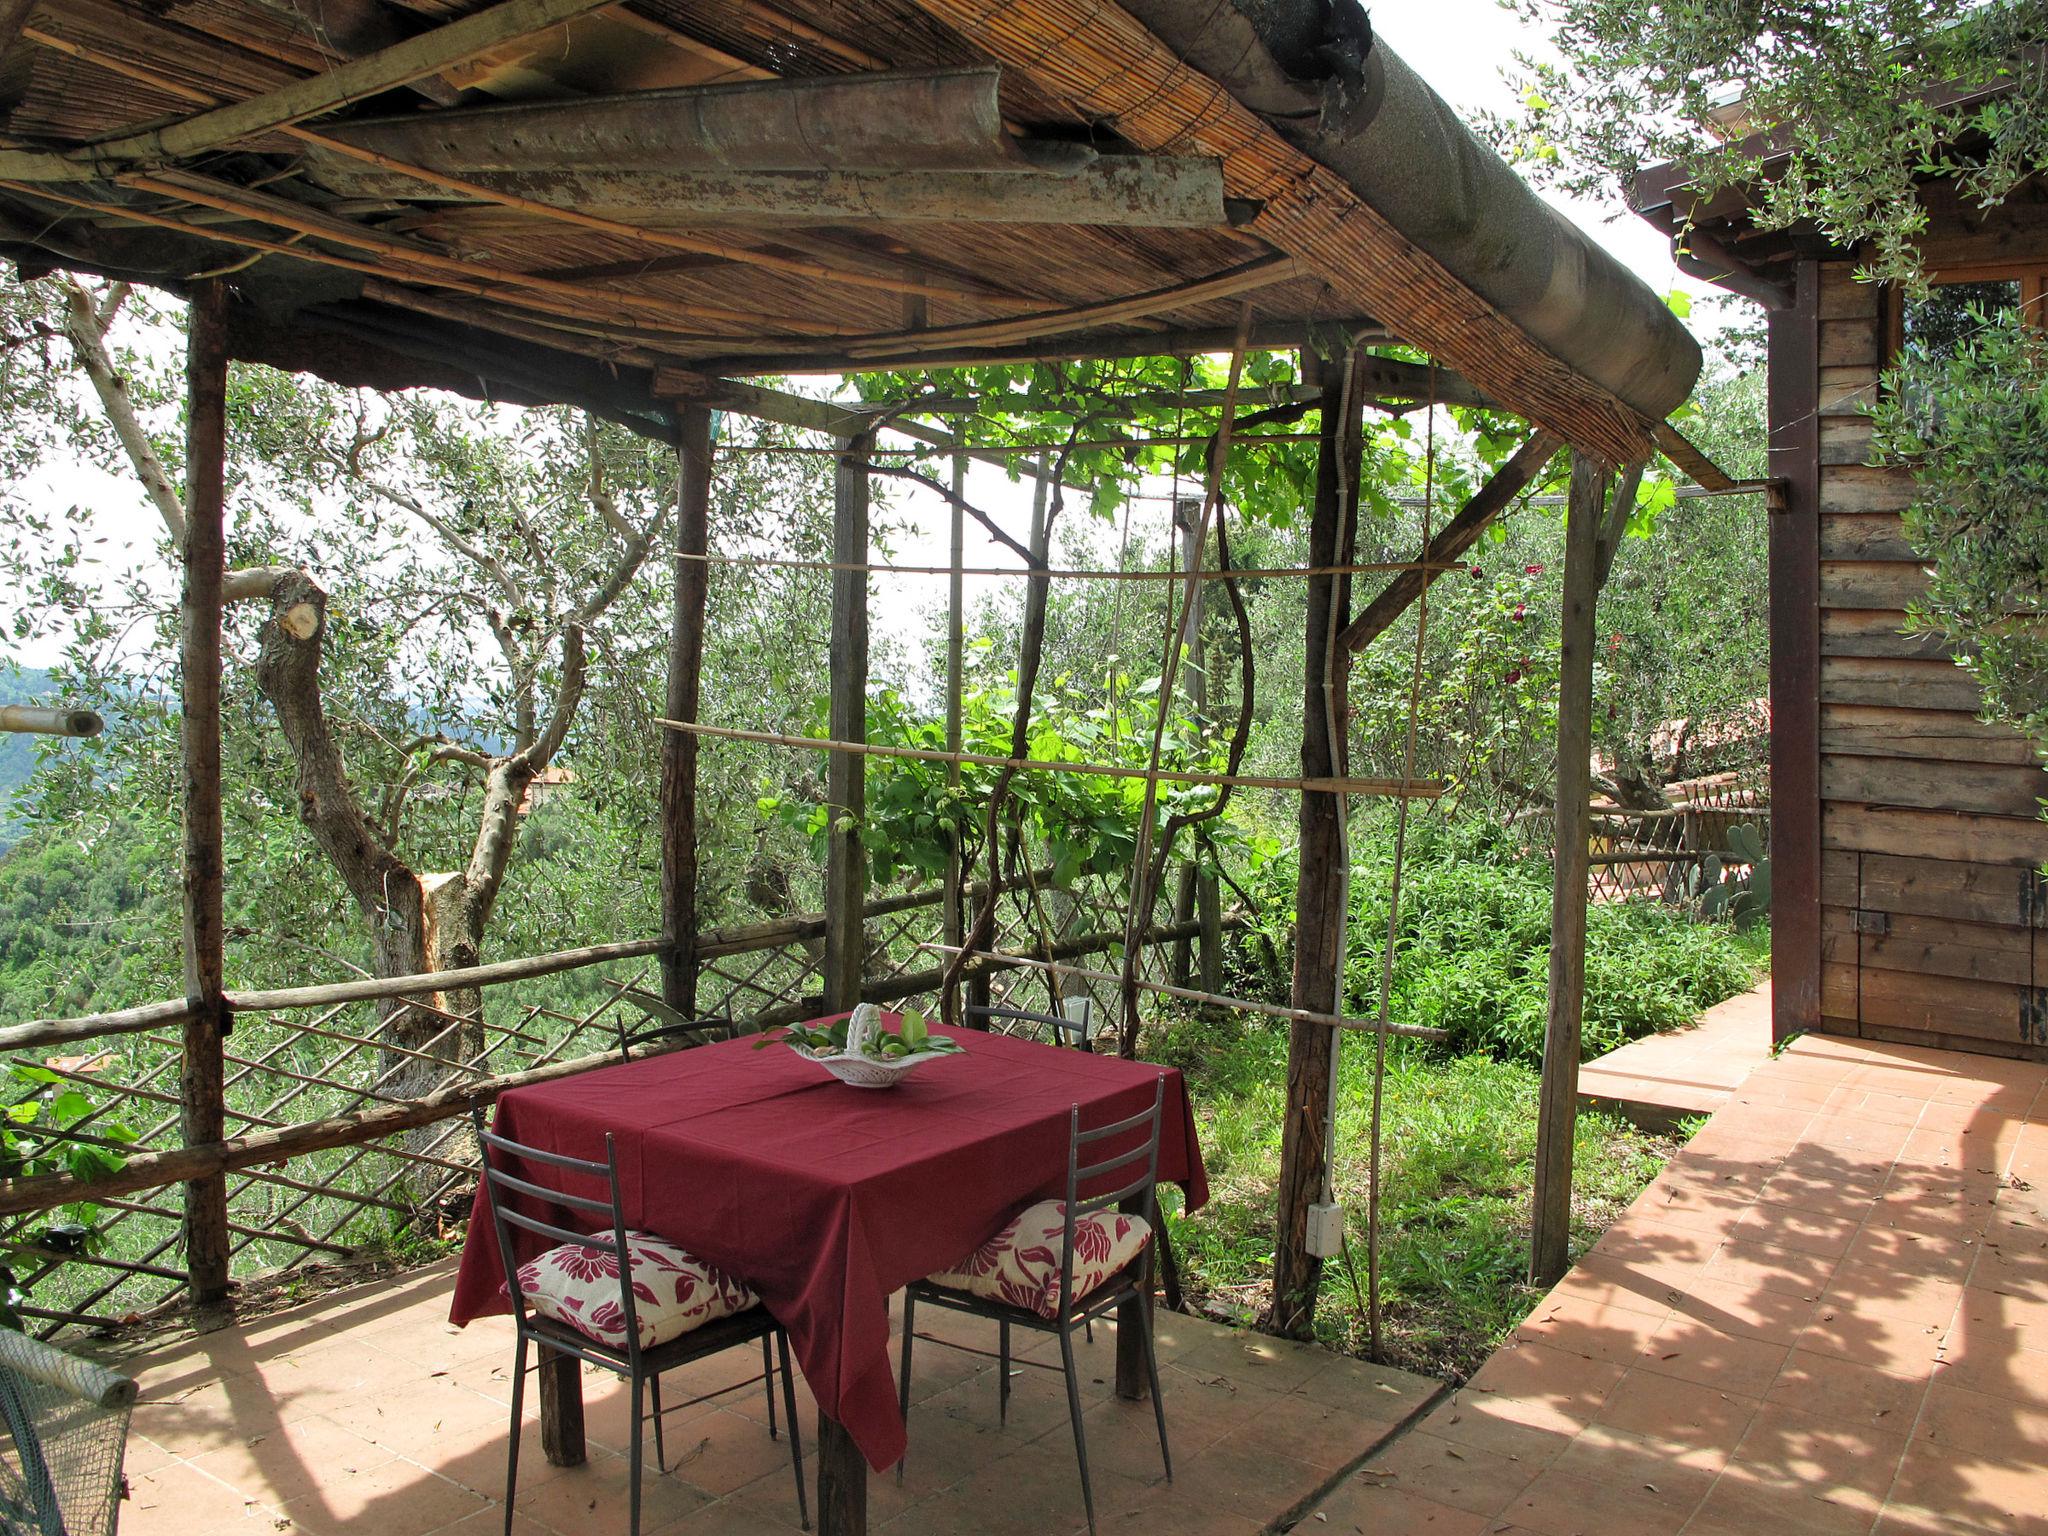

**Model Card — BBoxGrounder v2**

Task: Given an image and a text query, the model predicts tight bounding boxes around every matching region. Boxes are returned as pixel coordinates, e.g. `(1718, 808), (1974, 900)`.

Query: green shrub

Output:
(1243, 815), (1762, 1066)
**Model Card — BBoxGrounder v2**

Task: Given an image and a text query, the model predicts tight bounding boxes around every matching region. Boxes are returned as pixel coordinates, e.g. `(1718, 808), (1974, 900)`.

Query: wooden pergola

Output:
(0, 2), (1716, 1528)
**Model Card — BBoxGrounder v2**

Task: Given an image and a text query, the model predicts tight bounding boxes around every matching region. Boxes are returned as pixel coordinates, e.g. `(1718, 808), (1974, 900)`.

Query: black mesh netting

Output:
(0, 1330), (134, 1536)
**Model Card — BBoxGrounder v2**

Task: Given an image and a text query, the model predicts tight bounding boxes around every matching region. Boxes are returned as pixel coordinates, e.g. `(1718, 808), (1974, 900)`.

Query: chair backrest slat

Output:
(477, 1128), (610, 1179)
(1056, 1075), (1167, 1320)
(481, 1164), (614, 1218)
(497, 1207), (617, 1253)
(1075, 1139), (1152, 1187)
(1075, 1104), (1161, 1144)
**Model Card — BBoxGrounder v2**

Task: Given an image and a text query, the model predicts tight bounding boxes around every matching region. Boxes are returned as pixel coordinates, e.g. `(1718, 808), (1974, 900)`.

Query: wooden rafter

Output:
(1339, 429), (1565, 652)
(0, 0), (618, 181)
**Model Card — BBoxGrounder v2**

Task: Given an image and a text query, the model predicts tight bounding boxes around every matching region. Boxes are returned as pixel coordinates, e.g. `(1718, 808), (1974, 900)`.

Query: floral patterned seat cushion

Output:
(514, 1231), (758, 1351)
(928, 1199), (1152, 1319)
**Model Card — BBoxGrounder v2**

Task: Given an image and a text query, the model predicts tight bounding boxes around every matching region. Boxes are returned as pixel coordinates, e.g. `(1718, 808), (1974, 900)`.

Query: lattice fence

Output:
(3, 870), (1199, 1335)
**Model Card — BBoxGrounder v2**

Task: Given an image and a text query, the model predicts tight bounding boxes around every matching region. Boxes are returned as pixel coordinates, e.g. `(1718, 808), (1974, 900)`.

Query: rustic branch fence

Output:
(0, 869), (1206, 1336)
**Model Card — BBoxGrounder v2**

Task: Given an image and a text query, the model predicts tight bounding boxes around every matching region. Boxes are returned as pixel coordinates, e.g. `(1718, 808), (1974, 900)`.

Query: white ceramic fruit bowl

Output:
(789, 1043), (955, 1090)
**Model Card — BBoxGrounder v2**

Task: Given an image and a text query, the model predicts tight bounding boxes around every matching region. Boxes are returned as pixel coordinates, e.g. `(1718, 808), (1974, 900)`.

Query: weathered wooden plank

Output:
(1866, 911), (2034, 986)
(1822, 959), (1860, 1019)
(1820, 655), (1979, 711)
(1823, 849), (1860, 908)
(1854, 853), (2048, 929)
(1821, 704), (2039, 766)
(1819, 267), (1882, 321)
(1819, 610), (1951, 661)
(1824, 802), (2048, 868)
(1823, 753), (2048, 818)
(1820, 415), (1876, 467)
(1855, 966), (2034, 1044)
(1820, 561), (1930, 613)
(1819, 317), (1884, 368)
(1819, 365), (1879, 417)
(1820, 463), (1916, 514)
(1820, 514), (1916, 563)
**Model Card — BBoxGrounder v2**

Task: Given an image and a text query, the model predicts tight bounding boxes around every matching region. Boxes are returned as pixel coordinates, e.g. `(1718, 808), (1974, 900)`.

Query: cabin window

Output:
(1897, 269), (2044, 365)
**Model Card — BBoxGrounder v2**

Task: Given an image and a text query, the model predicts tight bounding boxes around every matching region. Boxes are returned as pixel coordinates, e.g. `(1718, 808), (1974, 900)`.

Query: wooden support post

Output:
(1767, 261), (1823, 1046)
(944, 454), (966, 956)
(180, 280), (231, 1313)
(661, 405), (712, 1016)
(823, 433), (873, 1014)
(817, 1413), (867, 1536)
(1269, 366), (1360, 1338)
(1529, 452), (1609, 1286)
(1171, 497), (1204, 988)
(538, 1350), (586, 1466)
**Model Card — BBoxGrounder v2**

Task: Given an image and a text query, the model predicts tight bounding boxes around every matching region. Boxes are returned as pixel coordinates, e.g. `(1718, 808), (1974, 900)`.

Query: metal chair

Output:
(0, 1329), (135, 1536)
(611, 989), (732, 1055)
(897, 1077), (1170, 1536)
(470, 1109), (807, 1536)
(965, 996), (1096, 1050)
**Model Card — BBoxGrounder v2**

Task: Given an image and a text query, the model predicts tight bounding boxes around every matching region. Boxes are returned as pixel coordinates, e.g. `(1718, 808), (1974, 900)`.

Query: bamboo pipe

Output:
(676, 553), (1463, 581)
(658, 718), (1444, 798)
(916, 942), (1447, 1040)
(0, 705), (103, 737)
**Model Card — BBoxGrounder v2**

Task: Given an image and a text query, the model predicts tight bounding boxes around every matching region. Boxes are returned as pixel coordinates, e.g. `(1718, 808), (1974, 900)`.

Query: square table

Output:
(449, 1022), (1208, 1533)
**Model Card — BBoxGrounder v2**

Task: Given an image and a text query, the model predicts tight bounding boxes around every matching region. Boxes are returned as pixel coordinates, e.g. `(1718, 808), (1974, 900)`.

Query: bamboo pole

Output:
(676, 553), (1454, 581)
(659, 719), (1442, 798)
(1529, 454), (1610, 1285)
(662, 407), (712, 1017)
(179, 279), (231, 1310)
(0, 705), (102, 737)
(916, 943), (1444, 1040)
(822, 431), (872, 1014)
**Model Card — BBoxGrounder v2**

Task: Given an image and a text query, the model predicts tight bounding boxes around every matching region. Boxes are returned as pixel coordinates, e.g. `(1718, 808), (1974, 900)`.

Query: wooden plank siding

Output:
(1802, 261), (2048, 1058)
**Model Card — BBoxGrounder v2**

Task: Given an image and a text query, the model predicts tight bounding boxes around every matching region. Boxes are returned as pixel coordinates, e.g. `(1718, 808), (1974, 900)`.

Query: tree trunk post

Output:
(662, 405), (713, 1016)
(1529, 452), (1610, 1286)
(1269, 365), (1359, 1339)
(823, 432), (872, 1015)
(943, 453), (966, 954)
(179, 280), (232, 1311)
(1170, 497), (1204, 987)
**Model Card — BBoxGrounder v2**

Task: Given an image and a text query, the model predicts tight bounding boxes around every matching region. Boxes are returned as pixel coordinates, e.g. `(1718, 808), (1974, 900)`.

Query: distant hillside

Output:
(0, 662), (63, 849)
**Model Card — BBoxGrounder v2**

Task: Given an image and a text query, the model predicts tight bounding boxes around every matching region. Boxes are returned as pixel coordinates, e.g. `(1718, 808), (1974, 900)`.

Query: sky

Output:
(7, 3), (1718, 675)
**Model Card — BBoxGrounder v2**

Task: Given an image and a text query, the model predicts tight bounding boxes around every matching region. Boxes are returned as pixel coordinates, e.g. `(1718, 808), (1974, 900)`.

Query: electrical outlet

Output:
(1305, 1201), (1345, 1258)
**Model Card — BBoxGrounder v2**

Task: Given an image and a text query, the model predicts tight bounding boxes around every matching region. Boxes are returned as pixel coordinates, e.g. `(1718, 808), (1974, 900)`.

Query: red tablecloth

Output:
(448, 1023), (1208, 1470)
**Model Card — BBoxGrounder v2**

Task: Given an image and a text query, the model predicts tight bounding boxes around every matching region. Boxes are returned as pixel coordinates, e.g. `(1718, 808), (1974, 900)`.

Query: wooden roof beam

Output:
(296, 158), (1238, 229)
(0, 0), (620, 181)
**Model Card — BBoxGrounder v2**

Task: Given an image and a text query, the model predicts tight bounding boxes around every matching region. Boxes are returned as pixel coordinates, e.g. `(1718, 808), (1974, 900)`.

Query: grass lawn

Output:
(1151, 1013), (1695, 1382)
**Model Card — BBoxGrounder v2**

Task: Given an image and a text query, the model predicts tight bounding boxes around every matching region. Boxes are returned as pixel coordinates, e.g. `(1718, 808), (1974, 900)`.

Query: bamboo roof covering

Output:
(0, 0), (1702, 459)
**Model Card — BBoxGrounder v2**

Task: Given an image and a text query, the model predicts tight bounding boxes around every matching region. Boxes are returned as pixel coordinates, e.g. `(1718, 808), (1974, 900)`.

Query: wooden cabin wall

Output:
(1793, 260), (2048, 1059)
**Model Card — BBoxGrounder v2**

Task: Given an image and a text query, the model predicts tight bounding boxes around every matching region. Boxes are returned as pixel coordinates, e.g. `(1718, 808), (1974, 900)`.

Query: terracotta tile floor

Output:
(108, 1263), (1440, 1535)
(1577, 981), (1774, 1130)
(1307, 1031), (2048, 1536)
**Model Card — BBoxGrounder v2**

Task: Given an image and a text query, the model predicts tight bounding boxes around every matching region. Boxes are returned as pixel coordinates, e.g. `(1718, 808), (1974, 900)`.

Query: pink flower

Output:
(1468, 565), (1484, 579)
(1511, 603), (1527, 622)
(1525, 563), (1545, 575)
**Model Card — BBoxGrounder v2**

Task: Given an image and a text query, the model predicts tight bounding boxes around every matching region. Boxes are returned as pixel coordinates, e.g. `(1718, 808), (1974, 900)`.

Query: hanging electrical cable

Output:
(1363, 365), (1439, 1359)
